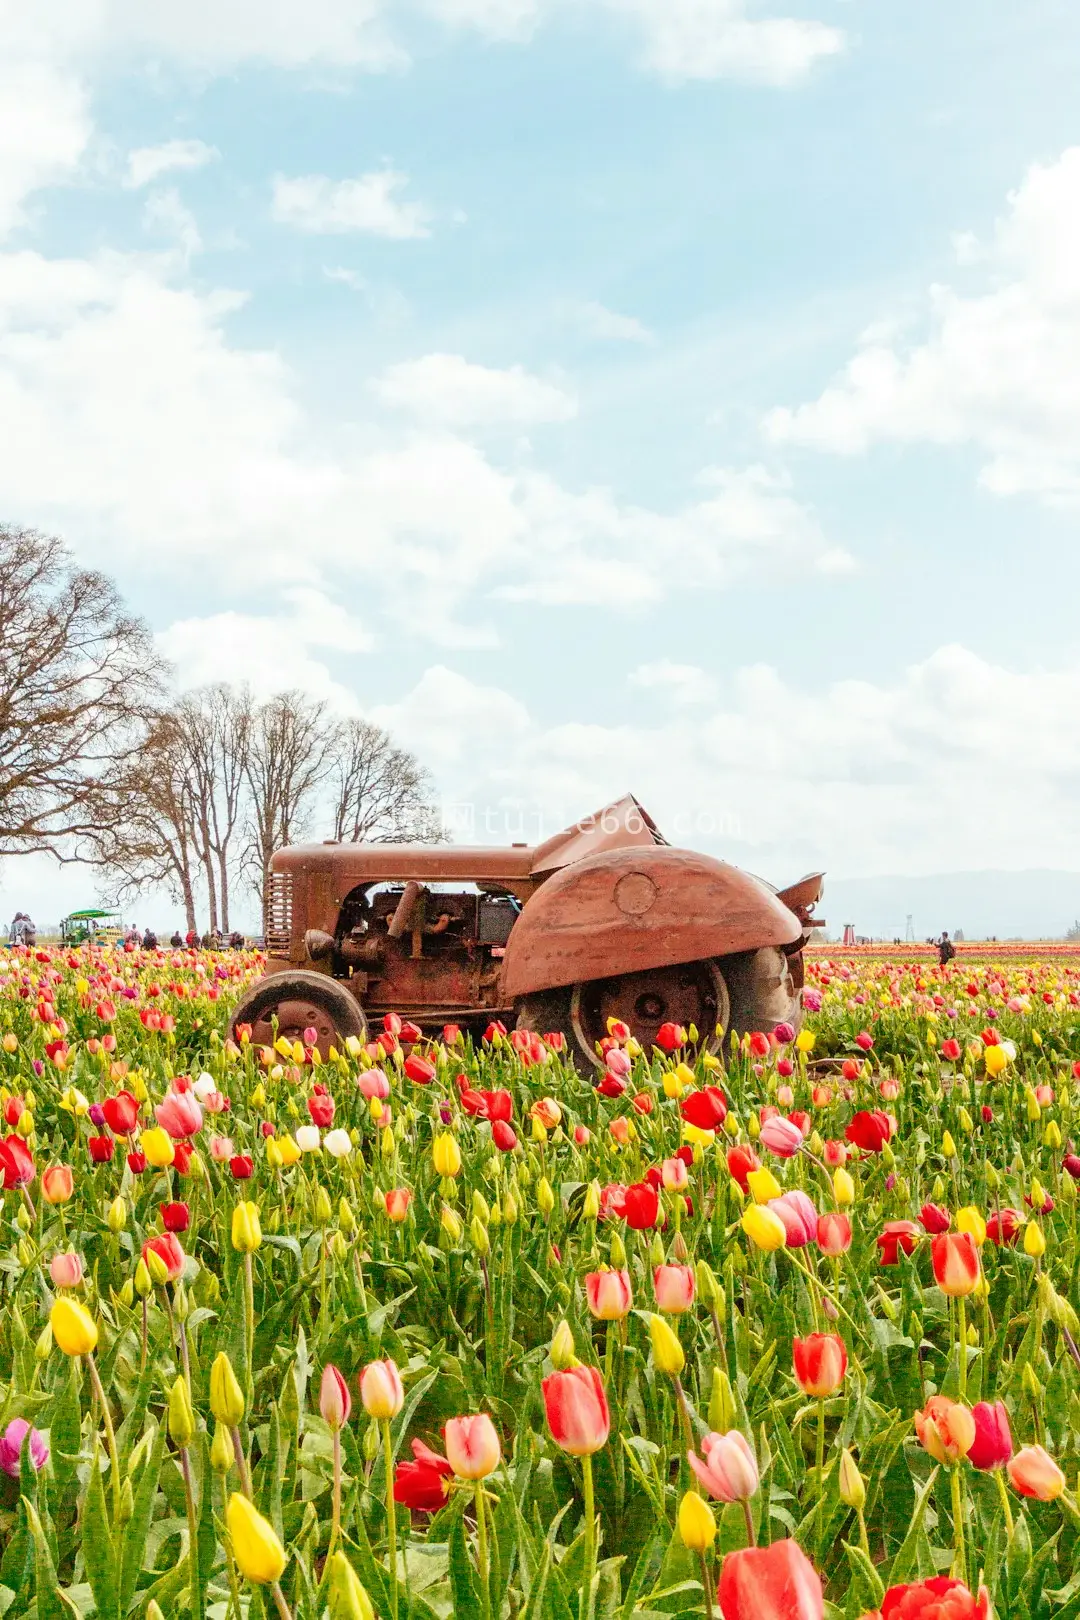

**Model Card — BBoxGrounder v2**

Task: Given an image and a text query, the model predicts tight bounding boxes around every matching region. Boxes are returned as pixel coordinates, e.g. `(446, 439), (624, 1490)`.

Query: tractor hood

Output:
(530, 795), (667, 878)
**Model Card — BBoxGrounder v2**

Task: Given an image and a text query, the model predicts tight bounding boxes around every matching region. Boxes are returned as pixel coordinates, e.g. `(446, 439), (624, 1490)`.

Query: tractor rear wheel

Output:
(517, 960), (729, 1074)
(229, 970), (367, 1054)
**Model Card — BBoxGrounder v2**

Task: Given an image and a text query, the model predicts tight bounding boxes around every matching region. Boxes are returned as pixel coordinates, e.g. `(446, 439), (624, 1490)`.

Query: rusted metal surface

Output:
(238, 799), (819, 1044)
(499, 846), (802, 1000)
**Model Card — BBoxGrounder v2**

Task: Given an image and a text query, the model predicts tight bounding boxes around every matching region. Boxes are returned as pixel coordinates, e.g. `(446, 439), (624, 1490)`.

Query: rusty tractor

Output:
(228, 796), (824, 1069)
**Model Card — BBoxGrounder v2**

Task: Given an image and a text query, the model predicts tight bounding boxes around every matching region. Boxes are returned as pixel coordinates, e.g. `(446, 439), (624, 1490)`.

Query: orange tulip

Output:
(1008, 1444), (1066, 1500)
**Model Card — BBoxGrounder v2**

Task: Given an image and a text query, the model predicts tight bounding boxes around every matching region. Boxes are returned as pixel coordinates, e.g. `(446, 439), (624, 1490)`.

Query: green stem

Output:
(230, 1425), (253, 1499)
(815, 1398), (826, 1552)
(741, 1498), (757, 1547)
(330, 1428), (342, 1555)
(475, 1479), (491, 1620)
(382, 1418), (400, 1620)
(957, 1295), (967, 1403)
(950, 1465), (967, 1586)
(86, 1355), (121, 1524)
(219, 1475), (244, 1620)
(243, 1251), (256, 1407)
(698, 1549), (715, 1620)
(580, 1452), (597, 1620)
(270, 1583), (293, 1620)
(179, 1446), (203, 1620)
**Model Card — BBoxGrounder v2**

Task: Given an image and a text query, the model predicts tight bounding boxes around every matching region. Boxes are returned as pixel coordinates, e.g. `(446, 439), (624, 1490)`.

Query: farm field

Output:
(2, 944), (1080, 1618)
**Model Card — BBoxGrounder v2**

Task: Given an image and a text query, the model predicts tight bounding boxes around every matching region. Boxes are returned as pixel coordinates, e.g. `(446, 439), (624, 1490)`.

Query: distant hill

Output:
(823, 870), (1080, 943)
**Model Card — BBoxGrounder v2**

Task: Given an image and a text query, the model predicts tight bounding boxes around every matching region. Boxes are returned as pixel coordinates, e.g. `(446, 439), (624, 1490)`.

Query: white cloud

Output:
(604, 0), (844, 85)
(766, 148), (1080, 503)
(142, 188), (203, 261)
(374, 353), (577, 426)
(272, 170), (432, 238)
(629, 660), (717, 704)
(0, 60), (90, 235)
(563, 299), (654, 345)
(124, 139), (219, 190)
(420, 0), (543, 41)
(374, 647), (1080, 878)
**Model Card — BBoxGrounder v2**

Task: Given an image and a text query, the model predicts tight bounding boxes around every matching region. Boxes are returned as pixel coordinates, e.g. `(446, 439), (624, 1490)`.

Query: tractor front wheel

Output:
(229, 970), (367, 1055)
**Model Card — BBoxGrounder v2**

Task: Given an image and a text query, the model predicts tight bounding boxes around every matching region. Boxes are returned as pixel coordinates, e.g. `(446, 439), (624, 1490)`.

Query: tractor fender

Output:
(500, 845), (803, 999)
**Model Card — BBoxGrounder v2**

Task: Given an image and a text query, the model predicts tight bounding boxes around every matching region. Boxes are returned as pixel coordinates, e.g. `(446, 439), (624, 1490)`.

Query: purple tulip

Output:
(88, 1104), (106, 1127)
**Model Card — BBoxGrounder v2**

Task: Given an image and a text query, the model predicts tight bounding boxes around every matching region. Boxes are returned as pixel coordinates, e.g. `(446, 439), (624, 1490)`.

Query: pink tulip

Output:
(209, 1134), (234, 1161)
(759, 1116), (804, 1158)
(320, 1364), (351, 1432)
(542, 1365), (610, 1456)
(605, 1048), (632, 1078)
(49, 1252), (83, 1289)
(687, 1430), (759, 1502)
(155, 1089), (203, 1139)
(359, 1069), (391, 1100)
(769, 1191), (818, 1248)
(444, 1414), (501, 1479)
(0, 1418), (48, 1478)
(653, 1264), (696, 1313)
(661, 1156), (689, 1191)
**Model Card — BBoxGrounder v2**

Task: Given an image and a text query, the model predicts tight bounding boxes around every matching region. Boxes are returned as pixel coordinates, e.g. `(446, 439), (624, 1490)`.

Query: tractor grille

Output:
(264, 872), (294, 956)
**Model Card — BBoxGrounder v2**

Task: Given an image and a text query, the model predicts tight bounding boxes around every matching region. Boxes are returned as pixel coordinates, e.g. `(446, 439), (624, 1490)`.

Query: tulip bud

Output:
(440, 1205), (463, 1244)
(338, 1198), (357, 1234)
(537, 1177), (555, 1217)
(134, 1258), (152, 1298)
(16, 1109), (33, 1138)
(1026, 1088), (1042, 1123)
(838, 1448), (865, 1513)
(168, 1377), (195, 1448)
(550, 1320), (576, 1369)
(649, 1232), (665, 1268)
(876, 1286), (899, 1323)
(145, 1248), (169, 1287)
(696, 1260), (723, 1311)
(470, 1215), (490, 1257)
(16, 1204), (32, 1233)
(1044, 1120), (1062, 1150)
(502, 1188), (519, 1225)
(381, 1126), (395, 1158)
(985, 1163), (999, 1193)
(211, 1423), (236, 1475)
(328, 1230), (349, 1264)
(173, 1282), (191, 1324)
(1025, 1221), (1047, 1259)
(327, 1551), (376, 1620)
(17, 1237), (34, 1267)
(119, 1475), (135, 1523)
(583, 1181), (601, 1220)
(833, 1167), (855, 1206)
(649, 1313), (685, 1376)
(210, 1352), (246, 1427)
(472, 1191), (490, 1226)
(1022, 1362), (1042, 1400)
(10, 1303), (27, 1349)
(881, 1143), (896, 1170)
(314, 1187), (332, 1225)
(678, 1490), (716, 1552)
(35, 1323), (53, 1360)
(147, 1602), (166, 1620)
(106, 1195), (128, 1233)
(709, 1368), (736, 1434)
(610, 1231), (627, 1268)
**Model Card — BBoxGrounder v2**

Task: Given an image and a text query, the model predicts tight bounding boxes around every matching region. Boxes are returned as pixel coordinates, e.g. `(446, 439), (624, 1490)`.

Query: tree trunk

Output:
(182, 870), (197, 936)
(203, 850), (218, 933)
(218, 851), (230, 934)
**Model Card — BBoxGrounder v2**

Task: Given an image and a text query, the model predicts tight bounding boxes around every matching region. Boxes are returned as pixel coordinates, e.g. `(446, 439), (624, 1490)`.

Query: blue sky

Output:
(5, 0), (1080, 927)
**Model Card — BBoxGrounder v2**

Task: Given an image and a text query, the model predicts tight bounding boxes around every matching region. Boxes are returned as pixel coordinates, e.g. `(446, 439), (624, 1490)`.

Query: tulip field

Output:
(6, 948), (1080, 1619)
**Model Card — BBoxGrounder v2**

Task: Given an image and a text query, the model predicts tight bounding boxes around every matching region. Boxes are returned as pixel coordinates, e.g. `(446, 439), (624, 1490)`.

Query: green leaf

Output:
(119, 1421), (166, 1612)
(885, 1466), (939, 1589)
(843, 1540), (885, 1609)
(448, 1500), (478, 1616)
(81, 1445), (118, 1620)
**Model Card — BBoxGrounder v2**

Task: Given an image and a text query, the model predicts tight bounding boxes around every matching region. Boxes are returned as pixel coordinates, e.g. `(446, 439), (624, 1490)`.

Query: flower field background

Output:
(3, 948), (1080, 1618)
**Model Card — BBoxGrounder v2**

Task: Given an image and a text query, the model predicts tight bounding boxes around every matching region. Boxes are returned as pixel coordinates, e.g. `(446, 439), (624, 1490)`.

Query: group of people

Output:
(7, 912), (36, 947)
(126, 925), (247, 951)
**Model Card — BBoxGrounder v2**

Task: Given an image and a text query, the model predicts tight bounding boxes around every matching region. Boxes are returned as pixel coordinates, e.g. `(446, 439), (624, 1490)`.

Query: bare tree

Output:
(244, 691), (335, 909)
(330, 717), (442, 844)
(174, 685), (252, 932)
(99, 713), (200, 933)
(0, 526), (165, 857)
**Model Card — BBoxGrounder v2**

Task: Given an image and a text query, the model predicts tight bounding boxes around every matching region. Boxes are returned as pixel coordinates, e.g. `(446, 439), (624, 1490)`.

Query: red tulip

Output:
(308, 1093), (335, 1127)
(230, 1154), (254, 1179)
(877, 1220), (920, 1266)
(966, 1400), (1012, 1471)
(127, 1150), (147, 1175)
(726, 1144), (761, 1194)
(717, 1537), (823, 1620)
(841, 1059), (860, 1081)
(319, 1364), (352, 1431)
(102, 1091), (140, 1136)
(399, 1021), (423, 1045)
(483, 1021), (507, 1043)
(622, 1181), (660, 1230)
(3, 1096), (22, 1127)
(88, 1135), (115, 1164)
(173, 1143), (193, 1175)
(986, 1208), (1023, 1246)
(680, 1086), (728, 1131)
(160, 1201), (190, 1233)
(931, 1232), (979, 1297)
(655, 1021), (686, 1052)
(404, 1055), (436, 1086)
(0, 1137), (34, 1188)
(855, 1030), (874, 1051)
(919, 1203), (951, 1234)
(1064, 1155), (1080, 1180)
(491, 1120), (517, 1151)
(881, 1577), (990, 1618)
(142, 1232), (185, 1281)
(792, 1333), (847, 1397)
(480, 1089), (513, 1122)
(542, 1365), (610, 1456)
(940, 1038), (962, 1061)
(597, 1073), (627, 1099)
(846, 1110), (893, 1153)
(394, 1438), (453, 1511)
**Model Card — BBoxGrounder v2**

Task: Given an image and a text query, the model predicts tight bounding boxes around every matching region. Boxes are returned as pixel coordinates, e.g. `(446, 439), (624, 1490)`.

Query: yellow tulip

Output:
(140, 1127), (175, 1168)
(227, 1493), (287, 1585)
(941, 1131), (957, 1160)
(266, 1138), (284, 1169)
(210, 1352), (245, 1426)
(432, 1134), (462, 1178)
(956, 1206), (987, 1247)
(682, 1123), (715, 1149)
(1025, 1221), (1047, 1259)
(107, 1196), (128, 1233)
(746, 1167), (783, 1204)
(50, 1297), (98, 1357)
(276, 1135), (302, 1168)
(649, 1313), (685, 1376)
(795, 1029), (816, 1053)
(678, 1490), (717, 1551)
(231, 1201), (262, 1253)
(168, 1376), (195, 1447)
(741, 1204), (787, 1252)
(984, 1045), (1008, 1077)
(833, 1167), (855, 1206)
